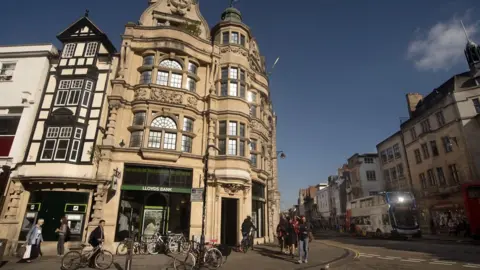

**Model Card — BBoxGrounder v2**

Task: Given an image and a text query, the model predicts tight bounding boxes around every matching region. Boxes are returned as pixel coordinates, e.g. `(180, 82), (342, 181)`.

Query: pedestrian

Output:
(55, 216), (69, 256)
(276, 217), (287, 254)
(88, 220), (105, 268)
(23, 218), (44, 263)
(297, 216), (311, 264)
(286, 216), (298, 258)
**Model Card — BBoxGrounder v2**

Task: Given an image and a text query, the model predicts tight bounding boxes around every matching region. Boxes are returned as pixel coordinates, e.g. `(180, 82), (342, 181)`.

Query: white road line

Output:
(464, 264), (480, 268)
(384, 256), (401, 259)
(378, 257), (396, 260)
(430, 261), (455, 265)
(359, 253), (379, 256)
(401, 259), (423, 263)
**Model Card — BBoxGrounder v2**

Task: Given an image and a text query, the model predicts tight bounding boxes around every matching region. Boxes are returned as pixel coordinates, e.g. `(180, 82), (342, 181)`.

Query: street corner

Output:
(315, 240), (360, 268)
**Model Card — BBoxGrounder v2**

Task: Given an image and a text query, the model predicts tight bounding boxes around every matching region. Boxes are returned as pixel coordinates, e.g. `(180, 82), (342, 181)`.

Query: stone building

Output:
(400, 36), (480, 233)
(95, 0), (280, 249)
(376, 131), (413, 192)
(0, 44), (58, 210)
(0, 14), (117, 255)
(345, 153), (384, 202)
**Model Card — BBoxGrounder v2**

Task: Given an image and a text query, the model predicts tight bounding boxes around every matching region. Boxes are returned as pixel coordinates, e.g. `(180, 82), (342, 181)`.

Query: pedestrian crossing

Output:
(358, 253), (480, 268)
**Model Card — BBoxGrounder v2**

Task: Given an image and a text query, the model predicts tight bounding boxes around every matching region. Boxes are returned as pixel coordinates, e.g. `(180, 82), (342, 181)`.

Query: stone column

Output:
(103, 102), (121, 146)
(89, 183), (108, 225)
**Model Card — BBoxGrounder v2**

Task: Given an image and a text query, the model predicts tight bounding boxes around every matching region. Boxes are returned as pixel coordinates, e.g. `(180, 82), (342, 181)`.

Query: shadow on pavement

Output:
(253, 246), (296, 263)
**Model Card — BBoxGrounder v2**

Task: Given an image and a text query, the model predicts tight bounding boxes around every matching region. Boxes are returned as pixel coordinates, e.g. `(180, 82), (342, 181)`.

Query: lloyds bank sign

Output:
(121, 184), (192, 194)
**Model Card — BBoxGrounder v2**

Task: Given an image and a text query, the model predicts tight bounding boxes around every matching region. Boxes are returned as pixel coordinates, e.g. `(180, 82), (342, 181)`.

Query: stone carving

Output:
(134, 88), (149, 100)
(151, 88), (183, 104)
(168, 0), (192, 16)
(250, 119), (270, 138)
(221, 183), (249, 196)
(220, 46), (248, 56)
(187, 96), (198, 107)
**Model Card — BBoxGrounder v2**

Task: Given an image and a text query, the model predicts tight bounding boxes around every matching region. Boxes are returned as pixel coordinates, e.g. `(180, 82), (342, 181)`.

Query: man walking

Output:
(297, 216), (311, 264)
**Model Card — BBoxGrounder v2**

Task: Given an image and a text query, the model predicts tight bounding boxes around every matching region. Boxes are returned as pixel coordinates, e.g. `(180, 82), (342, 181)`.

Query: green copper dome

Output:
(221, 7), (242, 23)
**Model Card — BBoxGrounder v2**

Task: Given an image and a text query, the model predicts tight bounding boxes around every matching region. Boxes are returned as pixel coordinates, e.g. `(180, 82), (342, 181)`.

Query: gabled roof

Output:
(56, 16), (117, 54)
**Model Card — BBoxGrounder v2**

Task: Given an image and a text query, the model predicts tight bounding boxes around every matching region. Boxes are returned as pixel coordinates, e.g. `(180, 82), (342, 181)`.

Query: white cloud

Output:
(407, 11), (479, 72)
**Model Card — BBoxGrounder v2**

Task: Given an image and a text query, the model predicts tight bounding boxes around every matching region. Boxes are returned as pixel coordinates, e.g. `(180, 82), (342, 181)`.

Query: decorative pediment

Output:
(167, 0), (193, 16)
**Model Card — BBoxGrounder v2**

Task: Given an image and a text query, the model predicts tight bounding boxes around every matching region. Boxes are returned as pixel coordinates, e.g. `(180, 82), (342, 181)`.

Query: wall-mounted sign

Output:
(65, 204), (87, 213)
(191, 188), (204, 202)
(27, 203), (41, 212)
(121, 184), (192, 194)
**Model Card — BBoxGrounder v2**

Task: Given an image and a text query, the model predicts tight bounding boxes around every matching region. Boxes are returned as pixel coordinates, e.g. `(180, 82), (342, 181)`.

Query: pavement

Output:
(313, 230), (480, 269)
(0, 240), (352, 270)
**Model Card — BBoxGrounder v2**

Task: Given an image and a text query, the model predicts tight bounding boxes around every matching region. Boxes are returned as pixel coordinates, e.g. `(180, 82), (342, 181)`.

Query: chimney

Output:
(406, 93), (423, 117)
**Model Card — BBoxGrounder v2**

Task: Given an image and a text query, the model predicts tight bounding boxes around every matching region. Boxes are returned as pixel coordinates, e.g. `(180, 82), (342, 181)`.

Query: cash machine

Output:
(19, 203), (41, 240)
(64, 203), (87, 241)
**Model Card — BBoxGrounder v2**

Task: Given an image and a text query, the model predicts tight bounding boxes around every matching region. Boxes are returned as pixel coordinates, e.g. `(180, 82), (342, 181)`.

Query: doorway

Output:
(221, 198), (238, 246)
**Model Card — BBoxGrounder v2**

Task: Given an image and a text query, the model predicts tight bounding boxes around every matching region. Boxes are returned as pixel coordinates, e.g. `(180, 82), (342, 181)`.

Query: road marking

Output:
(378, 256), (396, 260)
(430, 261), (456, 265)
(359, 253), (379, 257)
(464, 264), (480, 268)
(401, 259), (424, 263)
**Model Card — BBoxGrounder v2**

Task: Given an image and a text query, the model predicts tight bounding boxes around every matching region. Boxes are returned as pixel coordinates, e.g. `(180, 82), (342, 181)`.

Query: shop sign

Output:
(121, 184), (192, 194)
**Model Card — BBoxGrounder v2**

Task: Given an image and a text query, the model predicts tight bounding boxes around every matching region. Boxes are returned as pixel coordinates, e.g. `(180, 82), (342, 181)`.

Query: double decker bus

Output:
(462, 183), (480, 239)
(346, 191), (421, 238)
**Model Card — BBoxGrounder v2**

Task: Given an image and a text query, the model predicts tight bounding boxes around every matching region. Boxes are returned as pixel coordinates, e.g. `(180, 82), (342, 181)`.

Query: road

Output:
(318, 234), (480, 269)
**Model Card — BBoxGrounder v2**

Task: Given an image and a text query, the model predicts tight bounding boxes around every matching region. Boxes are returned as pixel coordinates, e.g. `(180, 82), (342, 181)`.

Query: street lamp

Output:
(276, 151), (286, 159)
(200, 144), (220, 252)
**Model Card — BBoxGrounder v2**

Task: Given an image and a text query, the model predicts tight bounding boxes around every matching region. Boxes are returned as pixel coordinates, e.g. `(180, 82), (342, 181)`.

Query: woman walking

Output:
(55, 217), (68, 256)
(297, 216), (311, 264)
(286, 217), (298, 258)
(23, 219), (44, 263)
(276, 217), (287, 254)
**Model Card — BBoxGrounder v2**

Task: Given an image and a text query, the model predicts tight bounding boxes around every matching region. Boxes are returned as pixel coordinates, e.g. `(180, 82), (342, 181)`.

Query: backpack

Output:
(65, 226), (71, 242)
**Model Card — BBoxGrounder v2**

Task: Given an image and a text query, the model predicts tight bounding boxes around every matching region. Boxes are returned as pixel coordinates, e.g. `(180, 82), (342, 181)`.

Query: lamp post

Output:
(200, 144), (220, 252)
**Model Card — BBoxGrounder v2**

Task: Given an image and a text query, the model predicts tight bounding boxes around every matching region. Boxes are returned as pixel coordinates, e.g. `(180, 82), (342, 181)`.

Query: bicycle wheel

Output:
(181, 239), (191, 253)
(204, 248), (223, 269)
(61, 251), (82, 270)
(116, 241), (128, 255)
(174, 252), (196, 270)
(147, 241), (159, 255)
(241, 239), (248, 253)
(95, 250), (114, 270)
(168, 239), (181, 254)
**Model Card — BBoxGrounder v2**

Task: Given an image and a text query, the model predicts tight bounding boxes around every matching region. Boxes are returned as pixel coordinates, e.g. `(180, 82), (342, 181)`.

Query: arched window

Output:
(151, 116), (177, 129)
(148, 116), (178, 150)
(157, 59), (183, 88)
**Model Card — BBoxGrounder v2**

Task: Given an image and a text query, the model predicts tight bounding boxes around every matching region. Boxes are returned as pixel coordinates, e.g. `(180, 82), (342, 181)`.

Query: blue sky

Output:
(1, 0), (479, 209)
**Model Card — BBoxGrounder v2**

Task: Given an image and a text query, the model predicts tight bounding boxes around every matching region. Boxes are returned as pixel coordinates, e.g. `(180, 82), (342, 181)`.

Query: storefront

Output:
(114, 165), (192, 242)
(251, 181), (265, 238)
(19, 191), (90, 242)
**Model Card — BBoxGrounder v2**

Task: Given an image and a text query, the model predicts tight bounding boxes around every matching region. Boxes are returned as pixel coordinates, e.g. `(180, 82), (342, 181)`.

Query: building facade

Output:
(376, 131), (412, 192)
(345, 153), (384, 202)
(328, 173), (346, 228)
(93, 0), (280, 249)
(400, 38), (480, 233)
(0, 15), (118, 255)
(0, 44), (58, 208)
(315, 184), (330, 227)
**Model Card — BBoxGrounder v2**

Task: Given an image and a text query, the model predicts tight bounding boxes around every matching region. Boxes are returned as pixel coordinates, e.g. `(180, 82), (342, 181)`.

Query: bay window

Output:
(218, 120), (247, 156)
(55, 79), (88, 106)
(250, 139), (258, 167)
(220, 66), (246, 98)
(140, 71), (152, 84)
(40, 126), (83, 162)
(157, 59), (183, 88)
(143, 55), (155, 66)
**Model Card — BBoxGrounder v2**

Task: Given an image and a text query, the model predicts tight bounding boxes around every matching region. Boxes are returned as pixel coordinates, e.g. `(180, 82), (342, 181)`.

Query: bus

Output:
(346, 192), (421, 238)
(462, 183), (480, 240)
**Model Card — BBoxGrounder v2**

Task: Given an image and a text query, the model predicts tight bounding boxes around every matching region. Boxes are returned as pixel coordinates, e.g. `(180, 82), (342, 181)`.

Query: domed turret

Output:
(461, 21), (480, 78)
(221, 7), (242, 23)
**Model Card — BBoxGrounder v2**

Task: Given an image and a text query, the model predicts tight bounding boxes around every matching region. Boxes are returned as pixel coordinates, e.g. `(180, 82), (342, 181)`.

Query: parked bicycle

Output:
(173, 239), (224, 270)
(61, 243), (113, 270)
(116, 238), (148, 255)
(147, 231), (190, 255)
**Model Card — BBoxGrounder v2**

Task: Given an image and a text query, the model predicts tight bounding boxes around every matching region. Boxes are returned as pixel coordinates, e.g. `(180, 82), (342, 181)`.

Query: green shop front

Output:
(114, 165), (192, 242)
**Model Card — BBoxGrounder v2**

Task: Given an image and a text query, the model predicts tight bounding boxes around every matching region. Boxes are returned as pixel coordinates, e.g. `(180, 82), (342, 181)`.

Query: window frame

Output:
(84, 42), (98, 57)
(62, 43), (76, 58)
(436, 111), (446, 127)
(220, 66), (246, 98)
(366, 170), (376, 181)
